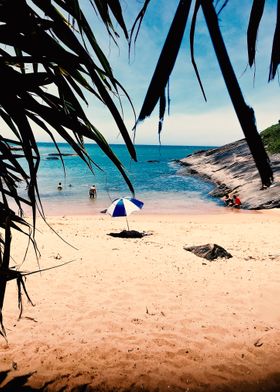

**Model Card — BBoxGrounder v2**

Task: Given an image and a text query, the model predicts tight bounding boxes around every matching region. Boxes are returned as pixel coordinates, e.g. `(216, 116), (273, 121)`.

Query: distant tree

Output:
(261, 123), (280, 154)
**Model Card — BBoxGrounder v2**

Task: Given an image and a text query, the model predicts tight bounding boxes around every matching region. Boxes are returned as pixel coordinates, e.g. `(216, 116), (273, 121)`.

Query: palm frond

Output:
(0, 0), (136, 337)
(158, 90), (166, 140)
(247, 0), (265, 67)
(201, 0), (273, 187)
(0, 216), (12, 338)
(190, 0), (207, 101)
(269, 0), (280, 81)
(216, 0), (229, 15)
(136, 0), (192, 125)
(129, 0), (151, 56)
(107, 0), (129, 39)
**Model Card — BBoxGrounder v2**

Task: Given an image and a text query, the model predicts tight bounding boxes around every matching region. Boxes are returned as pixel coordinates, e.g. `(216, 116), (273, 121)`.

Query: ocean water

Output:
(18, 143), (223, 215)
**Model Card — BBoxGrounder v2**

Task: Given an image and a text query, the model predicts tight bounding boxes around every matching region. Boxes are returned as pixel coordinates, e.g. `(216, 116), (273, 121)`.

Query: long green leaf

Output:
(158, 90), (166, 139)
(107, 0), (129, 39)
(269, 0), (280, 80)
(31, 1), (136, 161)
(0, 93), (40, 230)
(201, 0), (273, 187)
(136, 0), (191, 124)
(247, 0), (265, 67)
(129, 0), (151, 56)
(190, 0), (207, 101)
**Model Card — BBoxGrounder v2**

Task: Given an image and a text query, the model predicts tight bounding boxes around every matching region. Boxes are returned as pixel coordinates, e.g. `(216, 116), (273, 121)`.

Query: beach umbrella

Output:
(106, 197), (144, 230)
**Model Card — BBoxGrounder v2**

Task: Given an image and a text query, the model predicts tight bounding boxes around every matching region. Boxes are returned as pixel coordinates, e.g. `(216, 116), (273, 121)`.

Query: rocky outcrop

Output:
(179, 139), (280, 209)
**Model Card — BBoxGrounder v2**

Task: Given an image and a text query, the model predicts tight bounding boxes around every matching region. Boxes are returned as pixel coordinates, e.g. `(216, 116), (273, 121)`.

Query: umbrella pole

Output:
(125, 216), (130, 231)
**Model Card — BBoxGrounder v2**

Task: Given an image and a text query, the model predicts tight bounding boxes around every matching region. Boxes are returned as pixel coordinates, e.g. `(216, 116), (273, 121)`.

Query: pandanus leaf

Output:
(88, 0), (119, 42)
(0, 202), (31, 229)
(86, 62), (137, 161)
(269, 0), (280, 80)
(0, 95), (40, 225)
(76, 13), (115, 81)
(0, 137), (29, 181)
(247, 0), (265, 67)
(32, 0), (136, 161)
(201, 0), (273, 187)
(0, 107), (21, 139)
(136, 0), (192, 124)
(0, 216), (11, 332)
(107, 0), (129, 39)
(53, 0), (117, 82)
(129, 0), (151, 55)
(216, 0), (229, 15)
(0, 24), (84, 71)
(158, 90), (166, 138)
(24, 93), (135, 195)
(190, 0), (207, 101)
(14, 47), (25, 74)
(0, 0), (138, 337)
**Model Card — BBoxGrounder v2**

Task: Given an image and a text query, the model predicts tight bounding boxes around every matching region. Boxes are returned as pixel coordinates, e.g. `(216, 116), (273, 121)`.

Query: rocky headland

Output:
(179, 138), (280, 210)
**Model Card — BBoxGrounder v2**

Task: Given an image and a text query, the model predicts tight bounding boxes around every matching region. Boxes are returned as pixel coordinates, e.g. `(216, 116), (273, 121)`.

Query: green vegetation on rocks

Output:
(260, 122), (280, 154)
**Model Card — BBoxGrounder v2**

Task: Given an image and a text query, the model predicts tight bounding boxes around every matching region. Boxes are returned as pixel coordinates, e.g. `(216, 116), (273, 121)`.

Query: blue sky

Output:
(4, 0), (278, 147)
(77, 0), (279, 147)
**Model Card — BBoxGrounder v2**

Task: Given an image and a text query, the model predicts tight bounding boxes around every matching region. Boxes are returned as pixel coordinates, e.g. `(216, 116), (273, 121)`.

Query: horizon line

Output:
(35, 141), (218, 148)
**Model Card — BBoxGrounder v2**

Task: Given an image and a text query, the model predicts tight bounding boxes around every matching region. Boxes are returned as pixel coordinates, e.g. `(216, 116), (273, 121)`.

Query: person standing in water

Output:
(89, 184), (97, 198)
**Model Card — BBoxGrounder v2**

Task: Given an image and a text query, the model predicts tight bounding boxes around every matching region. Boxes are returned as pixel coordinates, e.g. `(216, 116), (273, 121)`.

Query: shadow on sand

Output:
(107, 230), (152, 239)
(1, 370), (280, 391)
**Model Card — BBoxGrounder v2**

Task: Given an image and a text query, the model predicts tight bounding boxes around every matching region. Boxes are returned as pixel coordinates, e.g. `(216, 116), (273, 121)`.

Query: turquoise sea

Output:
(20, 143), (224, 215)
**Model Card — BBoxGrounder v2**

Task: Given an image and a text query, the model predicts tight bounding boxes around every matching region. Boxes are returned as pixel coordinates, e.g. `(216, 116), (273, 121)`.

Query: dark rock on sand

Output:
(179, 138), (280, 210)
(184, 243), (232, 260)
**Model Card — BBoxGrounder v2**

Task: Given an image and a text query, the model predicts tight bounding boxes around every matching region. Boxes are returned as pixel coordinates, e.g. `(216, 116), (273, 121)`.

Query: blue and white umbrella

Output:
(106, 197), (144, 230)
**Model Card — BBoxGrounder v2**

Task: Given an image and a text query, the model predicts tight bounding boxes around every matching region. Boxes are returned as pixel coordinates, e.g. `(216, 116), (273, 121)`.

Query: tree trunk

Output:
(201, 0), (273, 187)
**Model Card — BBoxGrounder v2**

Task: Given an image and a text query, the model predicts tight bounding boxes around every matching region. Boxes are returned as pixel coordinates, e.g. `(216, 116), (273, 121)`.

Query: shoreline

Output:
(19, 195), (225, 217)
(21, 203), (270, 218)
(1, 210), (280, 391)
(179, 138), (280, 210)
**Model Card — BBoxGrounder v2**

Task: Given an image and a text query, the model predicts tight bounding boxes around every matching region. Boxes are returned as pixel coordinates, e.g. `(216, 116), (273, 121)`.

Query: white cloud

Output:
(132, 101), (280, 147)
(133, 108), (242, 146)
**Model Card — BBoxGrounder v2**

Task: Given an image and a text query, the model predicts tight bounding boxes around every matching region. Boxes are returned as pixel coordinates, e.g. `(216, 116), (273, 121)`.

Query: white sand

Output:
(1, 210), (280, 391)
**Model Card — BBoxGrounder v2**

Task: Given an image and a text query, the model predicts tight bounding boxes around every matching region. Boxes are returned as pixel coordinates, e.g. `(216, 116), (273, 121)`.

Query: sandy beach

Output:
(1, 209), (280, 391)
